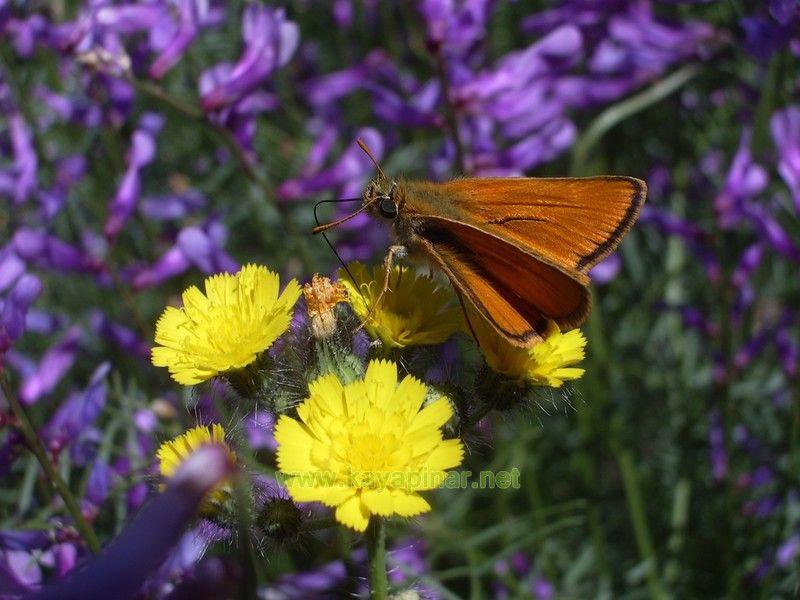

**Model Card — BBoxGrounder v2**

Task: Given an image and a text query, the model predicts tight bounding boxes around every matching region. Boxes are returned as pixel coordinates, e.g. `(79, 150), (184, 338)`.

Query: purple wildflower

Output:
(776, 534), (800, 568)
(12, 229), (101, 275)
(40, 362), (109, 461)
(139, 188), (206, 221)
(131, 217), (239, 290)
(19, 327), (82, 406)
(104, 113), (163, 239)
(278, 129), (384, 201)
(775, 327), (798, 379)
(199, 6), (298, 112)
(714, 129), (768, 229)
(0, 273), (42, 360)
(771, 106), (800, 214)
(709, 409), (726, 482)
(244, 410), (277, 452)
(589, 253), (622, 284)
(6, 110), (38, 205)
(33, 445), (236, 600)
(148, 0), (222, 79)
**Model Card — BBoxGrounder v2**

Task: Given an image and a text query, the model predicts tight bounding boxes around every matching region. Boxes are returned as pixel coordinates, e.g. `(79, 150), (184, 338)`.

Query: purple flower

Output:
(149, 0), (221, 79)
(715, 130), (768, 229)
(199, 6), (298, 111)
(104, 113), (163, 239)
(131, 217), (239, 290)
(244, 410), (277, 452)
(589, 252), (622, 285)
(776, 327), (798, 379)
(18, 327), (81, 406)
(85, 458), (112, 509)
(0, 273), (42, 358)
(41, 360), (109, 448)
(771, 106), (800, 214)
(90, 312), (150, 360)
(777, 534), (800, 567)
(7, 111), (38, 205)
(33, 445), (236, 600)
(12, 229), (101, 275)
(709, 409), (726, 481)
(278, 129), (388, 261)
(139, 188), (206, 221)
(278, 128), (384, 201)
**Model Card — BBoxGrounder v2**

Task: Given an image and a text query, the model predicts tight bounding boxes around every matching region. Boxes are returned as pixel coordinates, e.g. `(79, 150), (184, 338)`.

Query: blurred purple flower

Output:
(420, 0), (491, 58)
(771, 106), (800, 213)
(0, 250), (25, 293)
(12, 229), (101, 275)
(734, 326), (772, 371)
(739, 201), (800, 262)
(33, 445), (236, 600)
(278, 129), (384, 201)
(731, 243), (764, 288)
(139, 188), (207, 221)
(6, 111), (38, 205)
(740, 17), (791, 61)
(149, 0), (221, 79)
(777, 534), (800, 567)
(41, 361), (109, 456)
(90, 311), (150, 360)
(709, 409), (726, 481)
(278, 129), (388, 262)
(245, 410), (277, 452)
(85, 458), (112, 509)
(19, 327), (82, 406)
(715, 129), (768, 229)
(105, 113), (163, 239)
(775, 327), (798, 379)
(199, 6), (298, 112)
(332, 0), (354, 28)
(0, 273), (42, 359)
(132, 217), (239, 290)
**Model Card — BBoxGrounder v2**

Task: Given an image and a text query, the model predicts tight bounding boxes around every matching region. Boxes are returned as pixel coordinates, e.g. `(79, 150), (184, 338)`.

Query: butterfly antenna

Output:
(313, 198), (362, 295)
(357, 138), (386, 180)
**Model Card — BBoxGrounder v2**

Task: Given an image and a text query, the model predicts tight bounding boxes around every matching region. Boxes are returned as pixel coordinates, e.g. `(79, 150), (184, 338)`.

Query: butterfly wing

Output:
(404, 176), (645, 272)
(413, 219), (590, 345)
(400, 176), (645, 344)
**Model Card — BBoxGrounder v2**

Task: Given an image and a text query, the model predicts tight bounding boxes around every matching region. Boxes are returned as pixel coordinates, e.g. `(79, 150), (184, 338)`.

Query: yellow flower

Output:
(151, 264), (301, 385)
(338, 262), (462, 349)
(274, 360), (464, 532)
(157, 423), (237, 506)
(467, 306), (586, 388)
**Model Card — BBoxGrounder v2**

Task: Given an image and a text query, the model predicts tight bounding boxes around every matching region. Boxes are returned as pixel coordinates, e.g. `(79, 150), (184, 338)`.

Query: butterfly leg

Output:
(357, 245), (407, 330)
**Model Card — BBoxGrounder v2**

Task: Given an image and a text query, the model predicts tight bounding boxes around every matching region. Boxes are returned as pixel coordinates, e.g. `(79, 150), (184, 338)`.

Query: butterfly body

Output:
(362, 175), (646, 347)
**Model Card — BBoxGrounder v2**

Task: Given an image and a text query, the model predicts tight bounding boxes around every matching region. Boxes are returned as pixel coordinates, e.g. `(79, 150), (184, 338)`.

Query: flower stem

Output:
(0, 374), (101, 554)
(366, 517), (388, 599)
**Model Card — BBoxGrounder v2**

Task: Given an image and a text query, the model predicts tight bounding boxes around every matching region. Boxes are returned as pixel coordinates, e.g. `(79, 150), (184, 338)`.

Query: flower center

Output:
(348, 432), (396, 472)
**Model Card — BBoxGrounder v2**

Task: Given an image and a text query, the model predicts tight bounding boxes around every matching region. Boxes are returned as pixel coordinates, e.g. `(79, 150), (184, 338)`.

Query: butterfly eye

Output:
(379, 197), (398, 219)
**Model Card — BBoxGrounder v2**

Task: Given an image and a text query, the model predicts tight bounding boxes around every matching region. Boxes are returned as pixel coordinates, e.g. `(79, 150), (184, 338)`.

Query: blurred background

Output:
(1, 1), (799, 597)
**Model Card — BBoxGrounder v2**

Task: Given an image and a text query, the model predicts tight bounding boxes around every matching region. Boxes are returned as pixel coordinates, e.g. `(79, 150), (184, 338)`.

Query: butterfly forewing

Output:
(402, 177), (646, 273)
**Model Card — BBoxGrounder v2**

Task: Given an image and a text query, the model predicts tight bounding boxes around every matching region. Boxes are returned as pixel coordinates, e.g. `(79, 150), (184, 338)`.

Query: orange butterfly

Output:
(315, 141), (646, 346)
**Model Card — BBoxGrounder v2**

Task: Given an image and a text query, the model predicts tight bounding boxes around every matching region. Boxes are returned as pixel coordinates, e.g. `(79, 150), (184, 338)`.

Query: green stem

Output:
(366, 517), (388, 599)
(571, 64), (700, 173)
(1, 375), (101, 554)
(615, 447), (668, 600)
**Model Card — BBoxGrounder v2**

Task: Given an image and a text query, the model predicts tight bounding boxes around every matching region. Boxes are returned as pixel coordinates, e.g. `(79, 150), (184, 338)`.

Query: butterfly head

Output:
(364, 178), (399, 220)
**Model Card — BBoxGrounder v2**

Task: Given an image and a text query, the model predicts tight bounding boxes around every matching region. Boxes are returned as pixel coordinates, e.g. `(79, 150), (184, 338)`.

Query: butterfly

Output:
(315, 140), (646, 346)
